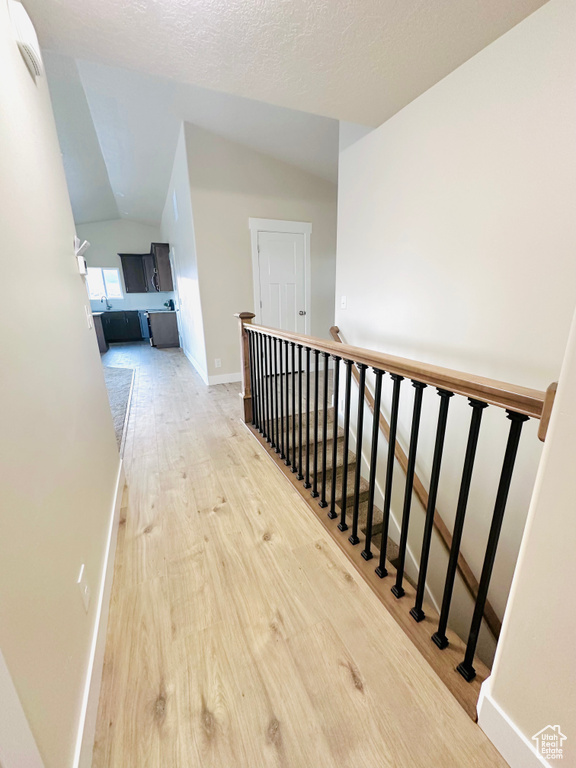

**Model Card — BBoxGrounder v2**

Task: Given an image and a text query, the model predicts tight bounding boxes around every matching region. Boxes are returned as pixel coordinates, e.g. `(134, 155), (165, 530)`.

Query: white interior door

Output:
(257, 231), (307, 333)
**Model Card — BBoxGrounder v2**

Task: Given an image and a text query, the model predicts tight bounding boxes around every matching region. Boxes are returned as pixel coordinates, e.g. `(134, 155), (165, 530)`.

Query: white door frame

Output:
(249, 218), (312, 334)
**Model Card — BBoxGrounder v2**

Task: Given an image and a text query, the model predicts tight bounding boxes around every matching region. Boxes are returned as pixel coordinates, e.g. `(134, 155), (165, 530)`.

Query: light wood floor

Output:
(92, 342), (507, 768)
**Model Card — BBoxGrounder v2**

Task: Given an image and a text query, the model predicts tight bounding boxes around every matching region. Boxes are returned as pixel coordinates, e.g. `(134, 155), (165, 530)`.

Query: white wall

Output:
(335, 0), (576, 656)
(161, 126), (209, 381)
(0, 3), (121, 766)
(478, 306), (576, 767)
(75, 219), (175, 312)
(184, 123), (338, 381)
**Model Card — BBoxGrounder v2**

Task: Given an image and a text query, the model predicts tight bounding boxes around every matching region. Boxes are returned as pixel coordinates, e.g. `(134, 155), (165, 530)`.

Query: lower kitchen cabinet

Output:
(147, 311), (179, 348)
(101, 311), (142, 343)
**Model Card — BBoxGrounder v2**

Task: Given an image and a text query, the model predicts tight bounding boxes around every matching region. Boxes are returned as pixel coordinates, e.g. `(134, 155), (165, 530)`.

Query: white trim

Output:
(248, 218), (312, 334)
(74, 461), (125, 768)
(477, 678), (547, 768)
(208, 371), (242, 386)
(249, 218), (312, 235)
(0, 651), (44, 768)
(182, 347), (209, 386)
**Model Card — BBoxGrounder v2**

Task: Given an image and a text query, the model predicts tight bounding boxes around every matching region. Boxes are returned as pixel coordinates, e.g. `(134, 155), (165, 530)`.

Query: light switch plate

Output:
(340, 295), (347, 309)
(85, 306), (93, 330)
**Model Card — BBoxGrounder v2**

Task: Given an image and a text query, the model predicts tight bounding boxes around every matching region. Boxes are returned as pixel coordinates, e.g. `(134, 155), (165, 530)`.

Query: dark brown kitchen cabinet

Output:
(100, 311), (142, 342)
(119, 242), (173, 294)
(119, 255), (147, 293)
(151, 243), (174, 291)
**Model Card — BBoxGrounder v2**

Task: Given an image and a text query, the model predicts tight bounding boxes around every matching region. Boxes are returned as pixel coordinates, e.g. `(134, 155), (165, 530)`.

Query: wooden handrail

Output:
(247, 323), (549, 421)
(329, 326), (502, 641)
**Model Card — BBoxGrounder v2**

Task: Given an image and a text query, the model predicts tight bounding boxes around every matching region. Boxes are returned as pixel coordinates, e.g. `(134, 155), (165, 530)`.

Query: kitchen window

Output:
(86, 268), (124, 300)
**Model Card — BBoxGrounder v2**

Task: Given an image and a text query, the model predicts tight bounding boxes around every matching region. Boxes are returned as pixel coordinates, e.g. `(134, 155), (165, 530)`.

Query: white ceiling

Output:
(26, 0), (547, 127)
(43, 54), (341, 224)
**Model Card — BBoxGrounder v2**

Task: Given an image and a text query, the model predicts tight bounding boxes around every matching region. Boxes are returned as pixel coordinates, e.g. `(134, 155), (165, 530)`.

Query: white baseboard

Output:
(74, 460), (125, 768)
(208, 371), (242, 385)
(477, 678), (547, 768)
(182, 347), (209, 386)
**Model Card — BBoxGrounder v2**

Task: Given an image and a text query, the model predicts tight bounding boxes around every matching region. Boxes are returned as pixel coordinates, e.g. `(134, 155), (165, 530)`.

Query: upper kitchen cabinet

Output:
(151, 243), (174, 292)
(119, 243), (174, 293)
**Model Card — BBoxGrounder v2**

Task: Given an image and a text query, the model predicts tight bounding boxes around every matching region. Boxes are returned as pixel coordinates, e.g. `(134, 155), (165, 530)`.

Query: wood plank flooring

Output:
(92, 342), (507, 768)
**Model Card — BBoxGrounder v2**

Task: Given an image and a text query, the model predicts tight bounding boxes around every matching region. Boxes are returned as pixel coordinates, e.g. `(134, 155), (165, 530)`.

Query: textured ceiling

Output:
(44, 54), (340, 224)
(25, 0), (547, 126)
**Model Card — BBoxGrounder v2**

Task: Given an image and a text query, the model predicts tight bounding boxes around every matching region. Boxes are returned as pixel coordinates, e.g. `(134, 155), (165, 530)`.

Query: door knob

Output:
(299, 310), (306, 316)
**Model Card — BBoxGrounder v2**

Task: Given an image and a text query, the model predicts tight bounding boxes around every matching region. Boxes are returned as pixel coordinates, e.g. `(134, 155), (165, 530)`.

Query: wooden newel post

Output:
(235, 312), (255, 422)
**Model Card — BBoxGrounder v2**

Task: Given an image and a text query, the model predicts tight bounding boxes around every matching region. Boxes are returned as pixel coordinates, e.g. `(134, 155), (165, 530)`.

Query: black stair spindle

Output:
(256, 333), (264, 434)
(278, 336), (285, 459)
(319, 352), (330, 507)
(291, 343), (297, 473)
(284, 341), (291, 466)
(391, 381), (427, 596)
(338, 360), (354, 531)
(261, 336), (270, 442)
(268, 335), (276, 449)
(349, 363), (368, 545)
(304, 347), (312, 489)
(328, 356), (341, 519)
(411, 389), (454, 622)
(248, 330), (257, 427)
(432, 398), (488, 650)
(264, 335), (272, 443)
(360, 368), (384, 560)
(457, 410), (529, 681)
(272, 337), (280, 453)
(311, 349), (320, 497)
(375, 374), (404, 575)
(297, 345), (304, 480)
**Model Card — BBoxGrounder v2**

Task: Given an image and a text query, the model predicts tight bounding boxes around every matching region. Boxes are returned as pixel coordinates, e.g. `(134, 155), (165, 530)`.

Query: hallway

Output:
(93, 343), (506, 767)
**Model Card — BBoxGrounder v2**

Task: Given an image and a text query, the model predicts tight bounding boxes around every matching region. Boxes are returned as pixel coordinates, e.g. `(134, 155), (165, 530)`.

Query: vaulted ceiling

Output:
(28, 0), (548, 225)
(44, 54), (340, 224)
(25, 0), (547, 127)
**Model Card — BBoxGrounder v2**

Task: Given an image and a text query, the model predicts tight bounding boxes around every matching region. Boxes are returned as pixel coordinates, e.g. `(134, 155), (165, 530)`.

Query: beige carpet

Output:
(103, 367), (134, 448)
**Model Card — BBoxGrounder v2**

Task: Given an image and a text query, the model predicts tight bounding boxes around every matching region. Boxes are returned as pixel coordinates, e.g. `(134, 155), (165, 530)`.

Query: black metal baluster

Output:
(297, 346), (304, 480)
(304, 347), (312, 489)
(319, 352), (330, 507)
(264, 335), (272, 442)
(375, 374), (404, 575)
(256, 333), (264, 434)
(391, 381), (427, 596)
(268, 335), (276, 449)
(360, 368), (384, 560)
(248, 330), (257, 427)
(338, 360), (353, 531)
(349, 363), (368, 545)
(278, 337), (285, 459)
(328, 356), (341, 519)
(291, 343), (297, 473)
(411, 389), (454, 622)
(311, 350), (320, 497)
(432, 398), (488, 649)
(457, 410), (529, 681)
(284, 341), (291, 466)
(272, 337), (280, 453)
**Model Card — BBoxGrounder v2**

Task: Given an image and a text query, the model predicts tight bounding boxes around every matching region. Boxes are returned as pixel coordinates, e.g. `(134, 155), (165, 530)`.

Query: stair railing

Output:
(329, 326), (505, 640)
(235, 312), (556, 688)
